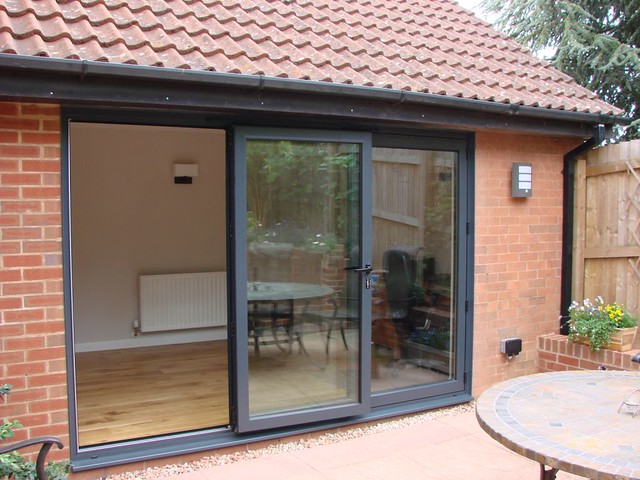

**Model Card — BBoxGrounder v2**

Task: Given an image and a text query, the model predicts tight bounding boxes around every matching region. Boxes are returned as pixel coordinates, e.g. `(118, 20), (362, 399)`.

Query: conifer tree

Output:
(482, 0), (639, 140)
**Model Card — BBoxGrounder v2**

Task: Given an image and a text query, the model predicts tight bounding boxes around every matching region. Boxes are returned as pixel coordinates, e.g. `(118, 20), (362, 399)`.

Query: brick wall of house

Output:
(472, 132), (579, 396)
(0, 100), (589, 465)
(0, 101), (68, 459)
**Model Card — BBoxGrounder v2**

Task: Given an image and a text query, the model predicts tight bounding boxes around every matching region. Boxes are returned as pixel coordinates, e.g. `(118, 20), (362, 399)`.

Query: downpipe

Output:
(559, 125), (606, 334)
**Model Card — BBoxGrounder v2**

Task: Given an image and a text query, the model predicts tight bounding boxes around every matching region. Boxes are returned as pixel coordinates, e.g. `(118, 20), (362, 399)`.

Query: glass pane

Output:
(246, 139), (361, 417)
(371, 148), (457, 393)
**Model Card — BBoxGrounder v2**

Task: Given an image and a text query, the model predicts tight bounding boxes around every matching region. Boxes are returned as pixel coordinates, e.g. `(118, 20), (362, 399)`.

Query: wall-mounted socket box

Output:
(500, 337), (522, 358)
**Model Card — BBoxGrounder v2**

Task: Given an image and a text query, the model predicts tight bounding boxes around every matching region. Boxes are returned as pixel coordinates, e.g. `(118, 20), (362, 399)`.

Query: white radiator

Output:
(139, 272), (227, 332)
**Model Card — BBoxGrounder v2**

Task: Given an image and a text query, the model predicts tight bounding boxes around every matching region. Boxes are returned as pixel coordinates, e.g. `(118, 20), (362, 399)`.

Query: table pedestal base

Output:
(540, 464), (558, 480)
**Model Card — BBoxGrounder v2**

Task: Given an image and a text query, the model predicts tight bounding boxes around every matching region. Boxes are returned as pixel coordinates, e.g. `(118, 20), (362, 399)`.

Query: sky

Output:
(454, 0), (555, 60)
(455, 0), (491, 21)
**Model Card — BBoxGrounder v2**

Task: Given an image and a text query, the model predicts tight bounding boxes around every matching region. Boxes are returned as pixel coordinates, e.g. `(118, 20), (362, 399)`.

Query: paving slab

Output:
(156, 410), (583, 480)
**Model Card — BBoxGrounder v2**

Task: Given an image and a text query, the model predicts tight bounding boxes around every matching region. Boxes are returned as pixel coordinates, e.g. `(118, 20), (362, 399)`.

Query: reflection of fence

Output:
(572, 140), (640, 320)
(372, 152), (423, 267)
(372, 149), (454, 272)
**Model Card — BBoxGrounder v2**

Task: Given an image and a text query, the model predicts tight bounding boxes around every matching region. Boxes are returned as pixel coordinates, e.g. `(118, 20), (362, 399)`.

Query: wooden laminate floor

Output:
(75, 341), (229, 446)
(75, 332), (448, 446)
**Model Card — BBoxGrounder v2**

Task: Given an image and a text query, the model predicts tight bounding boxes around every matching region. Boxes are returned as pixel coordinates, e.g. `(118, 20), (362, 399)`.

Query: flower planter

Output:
(574, 326), (637, 352)
(608, 326), (638, 352)
(567, 297), (638, 352)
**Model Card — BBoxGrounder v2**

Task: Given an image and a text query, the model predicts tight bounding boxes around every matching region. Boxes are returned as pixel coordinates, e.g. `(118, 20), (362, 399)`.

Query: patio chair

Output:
(247, 243), (296, 354)
(370, 249), (418, 362)
(248, 300), (295, 354)
(383, 249), (417, 330)
(323, 295), (359, 352)
(618, 352), (640, 417)
(0, 436), (63, 480)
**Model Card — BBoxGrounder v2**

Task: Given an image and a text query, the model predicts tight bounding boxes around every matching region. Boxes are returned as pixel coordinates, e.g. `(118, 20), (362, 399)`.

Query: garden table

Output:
(476, 370), (640, 480)
(247, 281), (334, 358)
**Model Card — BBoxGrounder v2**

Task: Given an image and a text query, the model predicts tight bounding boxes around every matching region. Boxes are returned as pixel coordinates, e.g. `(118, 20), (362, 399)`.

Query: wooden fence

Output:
(572, 139), (640, 318)
(372, 148), (454, 272)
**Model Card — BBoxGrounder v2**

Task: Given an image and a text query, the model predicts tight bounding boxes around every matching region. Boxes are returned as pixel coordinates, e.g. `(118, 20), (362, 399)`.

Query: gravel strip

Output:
(105, 402), (475, 480)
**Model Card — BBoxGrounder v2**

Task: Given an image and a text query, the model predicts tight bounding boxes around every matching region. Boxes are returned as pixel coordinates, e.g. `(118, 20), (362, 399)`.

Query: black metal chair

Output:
(383, 249), (417, 332)
(322, 295), (359, 352)
(248, 299), (295, 354)
(617, 353), (640, 417)
(0, 436), (63, 480)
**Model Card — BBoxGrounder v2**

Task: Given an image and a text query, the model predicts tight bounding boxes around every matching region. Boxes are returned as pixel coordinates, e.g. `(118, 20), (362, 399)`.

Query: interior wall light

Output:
(174, 163), (199, 184)
(512, 162), (532, 197)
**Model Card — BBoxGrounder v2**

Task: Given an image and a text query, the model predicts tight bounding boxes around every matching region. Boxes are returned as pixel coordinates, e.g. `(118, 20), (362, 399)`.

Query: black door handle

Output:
(353, 264), (372, 274)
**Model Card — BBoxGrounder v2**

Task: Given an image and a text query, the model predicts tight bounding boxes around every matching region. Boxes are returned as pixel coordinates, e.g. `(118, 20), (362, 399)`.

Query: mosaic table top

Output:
(476, 370), (640, 480)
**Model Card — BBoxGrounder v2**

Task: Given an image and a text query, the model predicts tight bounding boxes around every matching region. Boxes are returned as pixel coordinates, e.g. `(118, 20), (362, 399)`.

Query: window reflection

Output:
(245, 139), (361, 416)
(371, 148), (457, 392)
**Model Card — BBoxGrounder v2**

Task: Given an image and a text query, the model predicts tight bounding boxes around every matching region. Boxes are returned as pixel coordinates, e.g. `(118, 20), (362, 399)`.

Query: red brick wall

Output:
(0, 102), (68, 458)
(472, 132), (580, 396)
(0, 101), (590, 462)
(538, 334), (640, 372)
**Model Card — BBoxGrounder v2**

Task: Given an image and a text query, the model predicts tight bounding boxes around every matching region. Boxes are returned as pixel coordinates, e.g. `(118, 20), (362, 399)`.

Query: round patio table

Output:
(476, 370), (640, 480)
(246, 282), (335, 360)
(247, 281), (334, 302)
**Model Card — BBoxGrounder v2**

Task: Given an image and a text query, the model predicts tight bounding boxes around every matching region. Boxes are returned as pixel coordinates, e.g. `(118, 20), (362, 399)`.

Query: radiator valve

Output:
(132, 319), (141, 337)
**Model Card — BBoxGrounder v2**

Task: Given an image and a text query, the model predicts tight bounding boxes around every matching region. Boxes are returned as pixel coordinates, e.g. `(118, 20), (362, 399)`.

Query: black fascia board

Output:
(0, 54), (630, 137)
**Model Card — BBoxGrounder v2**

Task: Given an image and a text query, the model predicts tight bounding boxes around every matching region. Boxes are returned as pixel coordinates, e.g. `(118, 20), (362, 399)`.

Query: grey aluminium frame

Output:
(232, 126), (373, 433)
(59, 107), (473, 472)
(370, 133), (474, 408)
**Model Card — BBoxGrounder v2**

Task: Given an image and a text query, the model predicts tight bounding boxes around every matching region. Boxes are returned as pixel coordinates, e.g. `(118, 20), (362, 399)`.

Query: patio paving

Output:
(155, 408), (583, 480)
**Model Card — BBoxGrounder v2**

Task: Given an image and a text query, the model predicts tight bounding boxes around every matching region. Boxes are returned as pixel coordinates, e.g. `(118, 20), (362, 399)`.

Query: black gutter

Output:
(0, 54), (631, 129)
(559, 124), (606, 334)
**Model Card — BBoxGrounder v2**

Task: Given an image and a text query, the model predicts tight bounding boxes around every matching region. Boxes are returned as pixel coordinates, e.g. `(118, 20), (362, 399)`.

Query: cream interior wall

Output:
(70, 123), (226, 350)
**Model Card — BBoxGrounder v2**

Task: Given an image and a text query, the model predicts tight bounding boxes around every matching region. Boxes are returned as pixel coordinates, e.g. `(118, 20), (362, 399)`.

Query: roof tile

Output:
(0, 0), (622, 116)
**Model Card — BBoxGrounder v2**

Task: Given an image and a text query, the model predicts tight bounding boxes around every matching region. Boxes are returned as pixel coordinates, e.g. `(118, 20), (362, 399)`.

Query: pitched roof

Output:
(0, 0), (622, 116)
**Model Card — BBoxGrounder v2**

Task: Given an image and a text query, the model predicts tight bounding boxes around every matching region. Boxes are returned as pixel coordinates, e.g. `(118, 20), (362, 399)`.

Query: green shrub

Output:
(0, 452), (70, 480)
(1, 384), (70, 480)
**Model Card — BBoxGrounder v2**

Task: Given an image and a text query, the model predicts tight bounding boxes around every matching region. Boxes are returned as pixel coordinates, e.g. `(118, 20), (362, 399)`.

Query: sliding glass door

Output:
(370, 135), (469, 405)
(233, 128), (372, 432)
(233, 128), (470, 431)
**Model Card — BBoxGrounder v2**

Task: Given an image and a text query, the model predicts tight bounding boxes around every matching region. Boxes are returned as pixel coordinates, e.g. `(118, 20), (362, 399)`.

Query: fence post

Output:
(572, 156), (587, 303)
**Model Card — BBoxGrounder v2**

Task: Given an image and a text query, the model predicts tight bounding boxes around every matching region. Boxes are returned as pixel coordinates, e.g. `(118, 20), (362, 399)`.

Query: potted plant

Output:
(567, 297), (638, 352)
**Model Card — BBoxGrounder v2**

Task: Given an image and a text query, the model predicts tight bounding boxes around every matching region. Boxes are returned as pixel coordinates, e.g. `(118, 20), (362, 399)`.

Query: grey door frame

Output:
(232, 126), (373, 433)
(370, 134), (472, 407)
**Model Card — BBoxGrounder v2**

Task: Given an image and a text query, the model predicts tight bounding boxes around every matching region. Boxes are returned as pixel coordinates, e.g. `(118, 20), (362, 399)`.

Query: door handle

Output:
(353, 264), (372, 274)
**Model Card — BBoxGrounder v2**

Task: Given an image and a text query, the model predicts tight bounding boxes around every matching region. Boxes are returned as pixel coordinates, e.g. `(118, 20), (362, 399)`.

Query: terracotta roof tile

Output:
(0, 0), (622, 116)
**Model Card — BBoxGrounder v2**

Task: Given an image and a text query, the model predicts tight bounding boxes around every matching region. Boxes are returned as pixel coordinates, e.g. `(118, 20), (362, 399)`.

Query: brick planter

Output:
(538, 334), (640, 372)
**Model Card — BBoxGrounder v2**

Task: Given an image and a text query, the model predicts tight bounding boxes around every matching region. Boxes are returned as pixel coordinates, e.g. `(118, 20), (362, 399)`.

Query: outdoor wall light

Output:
(174, 163), (199, 184)
(512, 162), (532, 197)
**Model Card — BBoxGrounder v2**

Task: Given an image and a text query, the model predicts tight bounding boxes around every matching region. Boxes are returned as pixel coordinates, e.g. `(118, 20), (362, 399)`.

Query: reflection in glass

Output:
(245, 139), (361, 417)
(371, 148), (457, 393)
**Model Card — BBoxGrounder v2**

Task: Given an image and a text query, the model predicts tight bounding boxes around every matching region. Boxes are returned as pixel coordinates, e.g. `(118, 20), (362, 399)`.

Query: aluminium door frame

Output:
(231, 126), (373, 433)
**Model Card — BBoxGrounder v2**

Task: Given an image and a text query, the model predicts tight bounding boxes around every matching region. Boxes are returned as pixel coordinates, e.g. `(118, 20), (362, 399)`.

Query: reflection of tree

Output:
(424, 167), (454, 274)
(246, 140), (359, 246)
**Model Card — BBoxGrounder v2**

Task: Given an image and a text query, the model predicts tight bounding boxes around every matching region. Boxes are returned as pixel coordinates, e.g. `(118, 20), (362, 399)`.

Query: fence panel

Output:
(573, 140), (640, 319)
